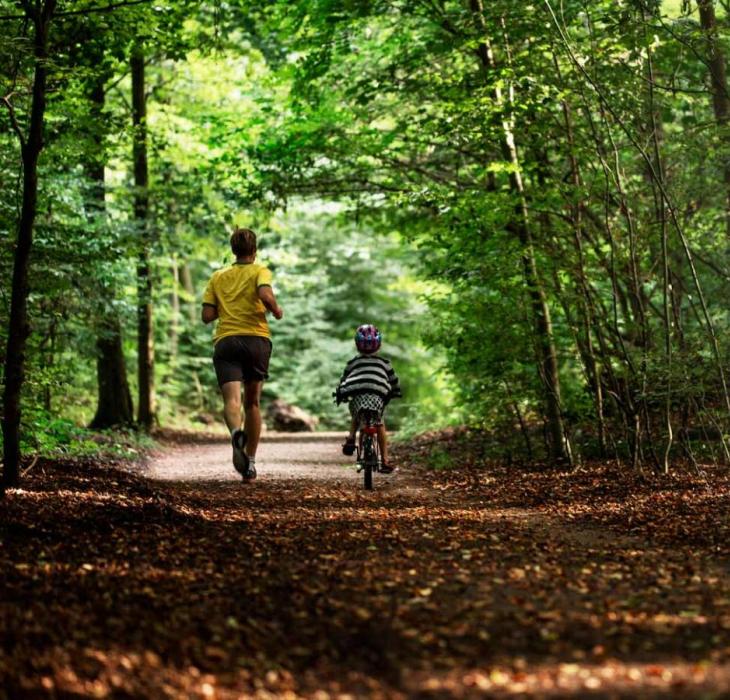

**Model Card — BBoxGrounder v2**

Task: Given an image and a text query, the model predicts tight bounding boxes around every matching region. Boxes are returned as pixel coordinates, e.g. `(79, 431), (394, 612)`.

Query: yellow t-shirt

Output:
(202, 263), (273, 343)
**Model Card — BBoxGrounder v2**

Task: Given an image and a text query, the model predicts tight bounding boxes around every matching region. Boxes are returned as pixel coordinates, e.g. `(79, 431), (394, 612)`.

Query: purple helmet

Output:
(355, 324), (381, 354)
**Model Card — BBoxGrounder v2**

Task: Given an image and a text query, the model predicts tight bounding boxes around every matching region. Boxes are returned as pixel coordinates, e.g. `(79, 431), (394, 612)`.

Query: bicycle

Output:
(355, 408), (382, 491)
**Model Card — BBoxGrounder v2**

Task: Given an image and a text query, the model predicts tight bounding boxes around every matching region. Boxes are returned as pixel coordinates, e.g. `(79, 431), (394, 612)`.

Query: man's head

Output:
(231, 227), (257, 258)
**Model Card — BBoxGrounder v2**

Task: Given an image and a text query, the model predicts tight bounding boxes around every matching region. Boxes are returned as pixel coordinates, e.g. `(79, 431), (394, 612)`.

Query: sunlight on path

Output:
(148, 432), (360, 482)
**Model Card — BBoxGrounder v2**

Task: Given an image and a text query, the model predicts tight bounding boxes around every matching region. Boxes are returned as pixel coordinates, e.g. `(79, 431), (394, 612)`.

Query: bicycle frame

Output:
(356, 409), (380, 490)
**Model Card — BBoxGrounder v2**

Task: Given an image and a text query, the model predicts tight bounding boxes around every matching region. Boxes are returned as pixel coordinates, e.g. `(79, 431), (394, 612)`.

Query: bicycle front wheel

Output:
(364, 461), (373, 490)
(363, 437), (375, 490)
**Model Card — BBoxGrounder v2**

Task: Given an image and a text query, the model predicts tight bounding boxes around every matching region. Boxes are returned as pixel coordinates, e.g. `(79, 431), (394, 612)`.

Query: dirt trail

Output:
(148, 432), (419, 505)
(149, 432), (356, 483)
(5, 435), (729, 698)
(147, 434), (637, 553)
(140, 434), (730, 698)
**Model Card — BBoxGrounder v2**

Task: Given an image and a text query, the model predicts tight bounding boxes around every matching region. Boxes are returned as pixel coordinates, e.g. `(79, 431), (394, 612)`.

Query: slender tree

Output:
(1, 0), (57, 491)
(131, 40), (155, 430)
(470, 0), (570, 463)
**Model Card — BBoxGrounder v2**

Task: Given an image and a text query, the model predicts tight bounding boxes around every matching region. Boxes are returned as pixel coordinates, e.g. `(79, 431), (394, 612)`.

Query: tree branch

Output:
(2, 94), (26, 148)
(544, 0), (730, 414)
(0, 0), (153, 22)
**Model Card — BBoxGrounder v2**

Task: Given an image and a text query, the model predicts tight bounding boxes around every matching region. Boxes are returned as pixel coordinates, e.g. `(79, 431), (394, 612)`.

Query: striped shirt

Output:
(337, 354), (402, 401)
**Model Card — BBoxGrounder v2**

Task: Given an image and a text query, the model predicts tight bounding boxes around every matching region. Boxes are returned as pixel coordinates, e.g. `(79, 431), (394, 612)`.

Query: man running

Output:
(202, 227), (283, 481)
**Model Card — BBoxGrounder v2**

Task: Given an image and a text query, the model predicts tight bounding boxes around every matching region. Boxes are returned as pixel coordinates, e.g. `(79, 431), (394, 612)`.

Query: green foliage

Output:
(2, 0), (729, 469)
(0, 408), (155, 460)
(425, 447), (455, 471)
(242, 0), (730, 465)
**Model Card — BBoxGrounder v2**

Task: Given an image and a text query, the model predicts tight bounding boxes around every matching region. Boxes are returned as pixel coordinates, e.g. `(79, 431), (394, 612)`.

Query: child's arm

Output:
(335, 360), (354, 403)
(337, 362), (351, 388)
(386, 360), (402, 398)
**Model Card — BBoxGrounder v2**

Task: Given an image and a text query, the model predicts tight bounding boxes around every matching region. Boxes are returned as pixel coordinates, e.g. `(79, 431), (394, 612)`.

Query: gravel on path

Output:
(148, 432), (399, 485)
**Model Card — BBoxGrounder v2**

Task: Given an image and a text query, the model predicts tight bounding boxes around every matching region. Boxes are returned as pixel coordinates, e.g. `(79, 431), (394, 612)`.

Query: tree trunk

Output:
(179, 262), (205, 407)
(644, 18), (673, 473)
(86, 74), (134, 429)
(470, 0), (570, 463)
(132, 42), (155, 430)
(90, 316), (134, 429)
(1, 1), (56, 492)
(180, 263), (197, 324)
(697, 0), (730, 238)
(170, 256), (180, 368)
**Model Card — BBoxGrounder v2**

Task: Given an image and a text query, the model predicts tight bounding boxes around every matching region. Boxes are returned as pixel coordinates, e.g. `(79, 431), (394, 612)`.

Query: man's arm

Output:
(201, 303), (218, 324)
(258, 286), (283, 320)
(201, 274), (218, 323)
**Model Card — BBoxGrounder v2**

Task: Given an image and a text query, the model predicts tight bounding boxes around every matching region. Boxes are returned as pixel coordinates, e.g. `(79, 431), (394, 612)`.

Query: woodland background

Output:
(1, 0), (729, 486)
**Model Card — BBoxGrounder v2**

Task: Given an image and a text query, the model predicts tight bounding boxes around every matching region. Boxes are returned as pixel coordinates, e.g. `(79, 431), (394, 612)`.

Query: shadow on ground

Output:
(2, 443), (730, 698)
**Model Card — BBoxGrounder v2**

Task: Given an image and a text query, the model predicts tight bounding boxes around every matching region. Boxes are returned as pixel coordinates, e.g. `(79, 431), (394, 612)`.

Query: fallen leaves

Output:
(2, 440), (730, 697)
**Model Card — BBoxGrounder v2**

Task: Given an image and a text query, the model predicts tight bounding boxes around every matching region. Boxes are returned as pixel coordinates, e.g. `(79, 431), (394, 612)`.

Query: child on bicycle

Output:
(334, 324), (402, 473)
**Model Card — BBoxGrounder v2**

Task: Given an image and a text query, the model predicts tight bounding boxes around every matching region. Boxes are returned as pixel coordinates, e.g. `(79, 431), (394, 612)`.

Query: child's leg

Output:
(342, 415), (358, 456)
(377, 422), (388, 464)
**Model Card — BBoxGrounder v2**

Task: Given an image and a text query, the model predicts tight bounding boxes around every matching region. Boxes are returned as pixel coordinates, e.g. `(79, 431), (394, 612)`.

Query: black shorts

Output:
(213, 335), (272, 386)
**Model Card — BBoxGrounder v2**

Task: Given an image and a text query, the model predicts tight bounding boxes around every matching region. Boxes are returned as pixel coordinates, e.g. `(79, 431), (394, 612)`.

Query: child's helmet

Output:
(355, 324), (381, 354)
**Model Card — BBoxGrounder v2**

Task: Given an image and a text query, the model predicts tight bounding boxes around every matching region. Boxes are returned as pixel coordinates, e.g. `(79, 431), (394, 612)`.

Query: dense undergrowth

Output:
(7, 411), (157, 462)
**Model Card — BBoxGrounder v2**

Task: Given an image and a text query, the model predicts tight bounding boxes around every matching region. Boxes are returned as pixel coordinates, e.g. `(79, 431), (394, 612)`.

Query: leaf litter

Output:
(1, 431), (730, 698)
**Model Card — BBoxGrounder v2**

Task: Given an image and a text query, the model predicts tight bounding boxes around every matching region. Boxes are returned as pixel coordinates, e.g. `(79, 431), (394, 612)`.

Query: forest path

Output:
(4, 435), (730, 698)
(137, 434), (730, 698)
(149, 432), (373, 484)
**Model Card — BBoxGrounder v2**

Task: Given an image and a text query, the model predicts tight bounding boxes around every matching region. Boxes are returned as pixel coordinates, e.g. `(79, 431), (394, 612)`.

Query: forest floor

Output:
(2, 429), (730, 699)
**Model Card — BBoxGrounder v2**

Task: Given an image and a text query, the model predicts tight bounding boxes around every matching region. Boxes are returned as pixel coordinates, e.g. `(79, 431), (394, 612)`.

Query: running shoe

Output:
(231, 429), (249, 475)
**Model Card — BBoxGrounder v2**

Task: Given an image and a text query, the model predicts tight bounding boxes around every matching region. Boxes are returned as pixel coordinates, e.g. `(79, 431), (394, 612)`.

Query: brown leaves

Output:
(3, 439), (730, 697)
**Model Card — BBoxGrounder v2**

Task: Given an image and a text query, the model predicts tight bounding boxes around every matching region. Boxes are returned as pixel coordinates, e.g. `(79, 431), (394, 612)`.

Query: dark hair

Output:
(230, 227), (257, 257)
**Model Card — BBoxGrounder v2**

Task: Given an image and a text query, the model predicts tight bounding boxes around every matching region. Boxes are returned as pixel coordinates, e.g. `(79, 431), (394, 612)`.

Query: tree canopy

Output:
(2, 0), (729, 484)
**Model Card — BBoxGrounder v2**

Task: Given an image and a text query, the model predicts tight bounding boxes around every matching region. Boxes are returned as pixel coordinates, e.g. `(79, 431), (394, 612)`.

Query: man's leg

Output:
(221, 381), (242, 433)
(243, 380), (263, 457)
(223, 380), (251, 476)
